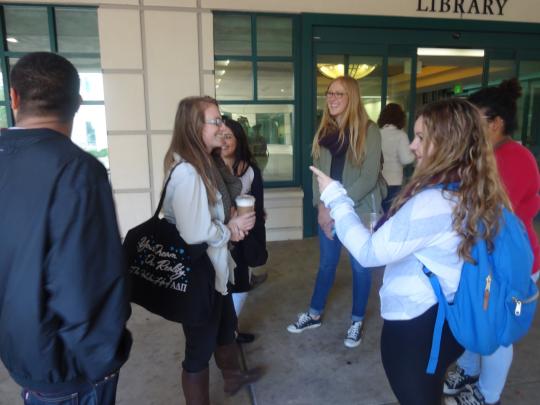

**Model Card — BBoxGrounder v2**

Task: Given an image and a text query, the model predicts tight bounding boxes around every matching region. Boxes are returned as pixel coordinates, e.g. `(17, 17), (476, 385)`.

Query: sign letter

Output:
(468, 0), (480, 14)
(417, 0), (429, 11)
(454, 0), (466, 14)
(440, 0), (451, 12)
(496, 0), (508, 15)
(484, 0), (494, 15)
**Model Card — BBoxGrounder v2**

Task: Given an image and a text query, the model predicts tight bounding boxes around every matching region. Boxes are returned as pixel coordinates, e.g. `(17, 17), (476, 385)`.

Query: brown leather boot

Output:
(214, 343), (263, 396)
(182, 368), (210, 405)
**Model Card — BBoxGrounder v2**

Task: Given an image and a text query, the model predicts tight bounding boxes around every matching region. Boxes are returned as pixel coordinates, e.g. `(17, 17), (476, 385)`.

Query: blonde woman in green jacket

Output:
(287, 76), (386, 348)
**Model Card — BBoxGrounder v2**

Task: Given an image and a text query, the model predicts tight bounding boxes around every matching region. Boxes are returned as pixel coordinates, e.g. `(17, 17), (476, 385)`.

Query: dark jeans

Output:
(182, 292), (237, 372)
(21, 373), (119, 405)
(380, 305), (464, 405)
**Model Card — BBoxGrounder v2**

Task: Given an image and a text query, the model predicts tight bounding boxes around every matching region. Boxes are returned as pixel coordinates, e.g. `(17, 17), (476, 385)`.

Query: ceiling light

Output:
(417, 48), (485, 57)
(216, 69), (226, 76)
(317, 63), (376, 80)
(6, 37), (18, 43)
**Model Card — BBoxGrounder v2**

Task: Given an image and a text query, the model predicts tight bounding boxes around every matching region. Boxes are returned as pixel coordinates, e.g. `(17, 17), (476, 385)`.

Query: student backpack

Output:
(423, 186), (538, 375)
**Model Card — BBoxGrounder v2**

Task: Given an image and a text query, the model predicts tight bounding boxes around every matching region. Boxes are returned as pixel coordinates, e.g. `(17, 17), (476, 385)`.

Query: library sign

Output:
(416, 0), (509, 16)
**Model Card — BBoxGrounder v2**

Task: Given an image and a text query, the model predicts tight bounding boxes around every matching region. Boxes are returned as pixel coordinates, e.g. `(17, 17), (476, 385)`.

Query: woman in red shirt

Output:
(444, 79), (540, 405)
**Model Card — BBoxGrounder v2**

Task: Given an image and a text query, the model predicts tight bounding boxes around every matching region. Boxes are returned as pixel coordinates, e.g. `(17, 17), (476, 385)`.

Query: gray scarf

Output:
(211, 155), (242, 223)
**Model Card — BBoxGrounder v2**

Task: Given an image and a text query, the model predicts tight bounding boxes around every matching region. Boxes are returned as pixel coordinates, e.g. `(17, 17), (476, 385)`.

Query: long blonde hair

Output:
(312, 76), (370, 166)
(163, 96), (219, 204)
(388, 98), (511, 262)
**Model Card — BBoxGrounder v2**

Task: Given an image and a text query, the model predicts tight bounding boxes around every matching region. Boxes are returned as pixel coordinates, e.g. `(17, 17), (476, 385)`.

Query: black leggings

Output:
(380, 305), (464, 405)
(181, 292), (237, 372)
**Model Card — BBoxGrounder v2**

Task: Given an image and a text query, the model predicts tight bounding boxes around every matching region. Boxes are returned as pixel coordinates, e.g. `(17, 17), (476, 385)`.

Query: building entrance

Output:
(302, 16), (540, 235)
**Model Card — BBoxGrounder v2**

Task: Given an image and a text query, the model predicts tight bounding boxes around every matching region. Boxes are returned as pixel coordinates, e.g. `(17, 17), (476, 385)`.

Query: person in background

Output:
(220, 116), (268, 344)
(162, 96), (263, 404)
(287, 76), (386, 348)
(377, 103), (416, 213)
(0, 52), (132, 405)
(312, 98), (512, 405)
(443, 78), (540, 405)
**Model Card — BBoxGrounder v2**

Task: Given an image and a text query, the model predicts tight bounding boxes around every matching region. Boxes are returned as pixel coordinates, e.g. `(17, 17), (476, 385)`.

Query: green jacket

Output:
(312, 122), (387, 215)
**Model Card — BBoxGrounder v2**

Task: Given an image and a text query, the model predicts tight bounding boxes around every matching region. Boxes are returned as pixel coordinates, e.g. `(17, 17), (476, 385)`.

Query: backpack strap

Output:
(423, 267), (448, 375)
(421, 182), (459, 374)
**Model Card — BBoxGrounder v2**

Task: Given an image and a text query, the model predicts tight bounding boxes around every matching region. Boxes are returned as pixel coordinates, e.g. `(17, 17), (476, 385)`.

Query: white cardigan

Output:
(381, 124), (415, 186)
(161, 156), (235, 295)
(321, 181), (463, 320)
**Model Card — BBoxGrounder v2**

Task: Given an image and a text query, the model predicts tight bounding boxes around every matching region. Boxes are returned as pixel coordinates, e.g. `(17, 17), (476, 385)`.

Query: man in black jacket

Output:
(0, 52), (132, 404)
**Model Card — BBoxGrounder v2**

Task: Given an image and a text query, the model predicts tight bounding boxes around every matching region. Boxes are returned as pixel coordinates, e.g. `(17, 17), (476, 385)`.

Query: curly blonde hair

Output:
(388, 98), (511, 262)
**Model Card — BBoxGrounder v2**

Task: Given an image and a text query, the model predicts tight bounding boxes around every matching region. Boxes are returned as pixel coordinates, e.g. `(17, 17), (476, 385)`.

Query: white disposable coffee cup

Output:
(236, 194), (255, 215)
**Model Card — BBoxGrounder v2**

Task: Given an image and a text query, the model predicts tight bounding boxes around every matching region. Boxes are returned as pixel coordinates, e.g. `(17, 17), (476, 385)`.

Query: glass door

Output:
(314, 44), (417, 138)
(303, 19), (540, 236)
(518, 59), (540, 166)
(315, 51), (385, 124)
(414, 48), (485, 109)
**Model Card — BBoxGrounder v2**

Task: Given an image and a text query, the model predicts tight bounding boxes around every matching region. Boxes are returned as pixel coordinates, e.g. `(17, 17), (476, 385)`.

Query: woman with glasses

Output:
(287, 76), (386, 348)
(162, 96), (263, 404)
(220, 116), (268, 344)
(443, 79), (540, 405)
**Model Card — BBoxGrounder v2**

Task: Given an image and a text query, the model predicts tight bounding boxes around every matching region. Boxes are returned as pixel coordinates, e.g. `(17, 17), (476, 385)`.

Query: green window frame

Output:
(213, 12), (301, 187)
(0, 4), (107, 167)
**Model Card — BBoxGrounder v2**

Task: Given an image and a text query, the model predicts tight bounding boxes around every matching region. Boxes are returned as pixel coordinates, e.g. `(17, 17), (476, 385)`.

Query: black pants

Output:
(381, 305), (464, 405)
(181, 292), (237, 372)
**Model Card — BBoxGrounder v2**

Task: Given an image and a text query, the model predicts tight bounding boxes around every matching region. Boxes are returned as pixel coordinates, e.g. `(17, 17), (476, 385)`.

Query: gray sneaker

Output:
(344, 320), (363, 348)
(444, 366), (480, 395)
(287, 312), (321, 333)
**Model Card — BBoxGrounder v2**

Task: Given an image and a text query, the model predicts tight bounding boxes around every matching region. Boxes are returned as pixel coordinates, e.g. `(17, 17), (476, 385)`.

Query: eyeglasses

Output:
(205, 118), (224, 127)
(325, 91), (347, 99)
(222, 133), (234, 140)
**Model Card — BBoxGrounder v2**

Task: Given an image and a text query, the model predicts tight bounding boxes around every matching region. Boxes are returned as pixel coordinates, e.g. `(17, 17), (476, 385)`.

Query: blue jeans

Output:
(21, 373), (119, 405)
(309, 226), (372, 321)
(457, 346), (513, 403)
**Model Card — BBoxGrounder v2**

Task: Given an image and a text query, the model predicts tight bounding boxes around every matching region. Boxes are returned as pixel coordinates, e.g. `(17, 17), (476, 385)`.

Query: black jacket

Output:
(232, 165), (268, 292)
(0, 128), (132, 393)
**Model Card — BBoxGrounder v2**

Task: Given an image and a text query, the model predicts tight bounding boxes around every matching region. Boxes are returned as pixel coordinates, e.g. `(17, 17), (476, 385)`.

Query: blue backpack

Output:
(423, 187), (538, 374)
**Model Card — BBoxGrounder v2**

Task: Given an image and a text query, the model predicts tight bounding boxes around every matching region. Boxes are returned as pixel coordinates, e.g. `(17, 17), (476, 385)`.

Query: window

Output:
(0, 5), (108, 168)
(214, 13), (298, 185)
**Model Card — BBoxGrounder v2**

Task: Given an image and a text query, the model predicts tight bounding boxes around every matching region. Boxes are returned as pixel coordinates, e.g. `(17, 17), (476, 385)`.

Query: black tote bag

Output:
(123, 164), (215, 325)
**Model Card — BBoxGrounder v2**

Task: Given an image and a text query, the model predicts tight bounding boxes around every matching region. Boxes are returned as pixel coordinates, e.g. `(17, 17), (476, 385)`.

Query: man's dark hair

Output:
(10, 52), (80, 122)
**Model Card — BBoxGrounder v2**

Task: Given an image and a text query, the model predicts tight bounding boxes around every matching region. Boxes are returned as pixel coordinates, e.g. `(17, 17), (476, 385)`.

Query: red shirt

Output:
(495, 140), (540, 274)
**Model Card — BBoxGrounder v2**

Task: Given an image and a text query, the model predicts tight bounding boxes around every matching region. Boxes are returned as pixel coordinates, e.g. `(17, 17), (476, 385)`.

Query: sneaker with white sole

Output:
(444, 366), (480, 395)
(287, 312), (321, 333)
(444, 384), (491, 405)
(344, 320), (362, 348)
